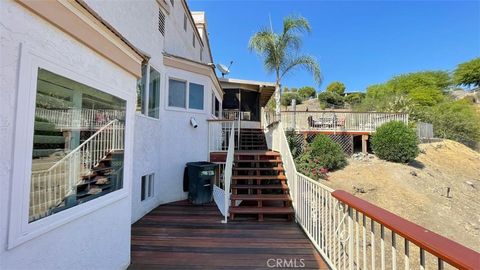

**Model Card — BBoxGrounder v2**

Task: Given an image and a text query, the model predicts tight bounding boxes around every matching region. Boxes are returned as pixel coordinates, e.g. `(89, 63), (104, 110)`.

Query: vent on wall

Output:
(158, 9), (166, 36)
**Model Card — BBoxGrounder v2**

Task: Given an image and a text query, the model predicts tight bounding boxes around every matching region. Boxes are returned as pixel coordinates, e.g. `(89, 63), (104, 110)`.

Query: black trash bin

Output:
(185, 162), (217, 205)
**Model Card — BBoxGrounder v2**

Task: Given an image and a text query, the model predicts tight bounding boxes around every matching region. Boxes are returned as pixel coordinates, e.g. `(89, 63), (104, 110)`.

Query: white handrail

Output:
(222, 123), (236, 223)
(266, 115), (475, 269)
(30, 120), (124, 222)
(208, 120), (239, 152)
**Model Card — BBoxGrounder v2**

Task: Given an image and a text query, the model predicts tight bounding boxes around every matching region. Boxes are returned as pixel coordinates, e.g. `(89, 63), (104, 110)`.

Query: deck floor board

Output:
(130, 200), (328, 269)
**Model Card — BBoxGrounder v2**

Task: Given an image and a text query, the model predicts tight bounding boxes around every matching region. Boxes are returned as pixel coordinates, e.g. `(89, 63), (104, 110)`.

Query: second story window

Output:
(193, 33), (196, 48)
(200, 47), (203, 62)
(158, 8), (166, 36)
(170, 0), (174, 7)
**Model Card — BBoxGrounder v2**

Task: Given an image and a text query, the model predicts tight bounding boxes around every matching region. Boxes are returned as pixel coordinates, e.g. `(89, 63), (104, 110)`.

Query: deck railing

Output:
(36, 108), (125, 130)
(30, 120), (124, 221)
(267, 120), (479, 270)
(208, 119), (240, 152)
(222, 110), (251, 121)
(280, 111), (408, 132)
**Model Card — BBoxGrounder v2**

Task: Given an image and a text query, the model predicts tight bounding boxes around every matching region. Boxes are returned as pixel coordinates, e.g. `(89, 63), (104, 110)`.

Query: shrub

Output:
(422, 99), (480, 148)
(296, 134), (347, 178)
(318, 91), (344, 108)
(285, 129), (304, 159)
(371, 121), (419, 163)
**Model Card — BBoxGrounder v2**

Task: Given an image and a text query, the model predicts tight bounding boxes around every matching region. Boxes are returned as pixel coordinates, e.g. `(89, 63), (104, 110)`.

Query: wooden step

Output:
(233, 167), (284, 171)
(229, 206), (294, 214)
(231, 194), (291, 201)
(232, 175), (287, 180)
(235, 151), (280, 156)
(231, 184), (289, 190)
(235, 159), (282, 163)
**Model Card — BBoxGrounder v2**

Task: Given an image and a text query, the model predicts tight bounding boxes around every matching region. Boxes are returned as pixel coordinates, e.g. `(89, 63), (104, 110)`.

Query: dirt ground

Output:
(324, 139), (480, 252)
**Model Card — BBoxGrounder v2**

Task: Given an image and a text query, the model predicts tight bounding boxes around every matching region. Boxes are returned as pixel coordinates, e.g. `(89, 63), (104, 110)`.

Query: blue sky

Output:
(188, 0), (480, 92)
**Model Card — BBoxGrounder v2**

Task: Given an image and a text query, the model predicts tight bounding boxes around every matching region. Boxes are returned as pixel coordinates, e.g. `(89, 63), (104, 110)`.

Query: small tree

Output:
(344, 93), (364, 105)
(422, 99), (480, 148)
(318, 91), (344, 108)
(454, 58), (480, 88)
(298, 86), (316, 99)
(371, 121), (419, 163)
(281, 92), (302, 108)
(326, 81), (346, 95)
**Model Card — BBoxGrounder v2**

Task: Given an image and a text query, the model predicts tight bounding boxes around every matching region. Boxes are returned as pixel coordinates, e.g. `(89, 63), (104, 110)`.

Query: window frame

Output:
(166, 76), (206, 113)
(188, 82), (205, 110)
(136, 63), (161, 120)
(8, 44), (134, 249)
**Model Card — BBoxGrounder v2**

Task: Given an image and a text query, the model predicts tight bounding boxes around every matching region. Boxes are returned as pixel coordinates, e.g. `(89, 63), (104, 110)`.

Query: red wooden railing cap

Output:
(332, 190), (480, 269)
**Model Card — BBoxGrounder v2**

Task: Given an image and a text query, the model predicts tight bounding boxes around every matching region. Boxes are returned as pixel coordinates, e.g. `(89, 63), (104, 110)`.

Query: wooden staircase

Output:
(229, 150), (294, 221)
(52, 150), (124, 213)
(239, 128), (268, 150)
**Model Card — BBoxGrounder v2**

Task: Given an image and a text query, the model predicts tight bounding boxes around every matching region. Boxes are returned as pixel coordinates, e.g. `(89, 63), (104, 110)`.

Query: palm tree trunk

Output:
(275, 82), (281, 118)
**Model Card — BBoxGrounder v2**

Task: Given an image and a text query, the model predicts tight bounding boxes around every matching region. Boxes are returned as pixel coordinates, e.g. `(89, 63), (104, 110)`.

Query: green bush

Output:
(281, 92), (303, 108)
(422, 99), (480, 148)
(371, 121), (419, 163)
(318, 91), (344, 108)
(296, 134), (347, 178)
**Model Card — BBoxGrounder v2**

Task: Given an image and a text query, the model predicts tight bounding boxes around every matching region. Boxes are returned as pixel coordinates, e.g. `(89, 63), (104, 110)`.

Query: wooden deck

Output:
(129, 200), (329, 269)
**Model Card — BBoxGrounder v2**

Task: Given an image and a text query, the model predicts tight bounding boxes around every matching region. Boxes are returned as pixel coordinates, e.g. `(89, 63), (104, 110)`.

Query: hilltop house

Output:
(1, 0), (479, 269)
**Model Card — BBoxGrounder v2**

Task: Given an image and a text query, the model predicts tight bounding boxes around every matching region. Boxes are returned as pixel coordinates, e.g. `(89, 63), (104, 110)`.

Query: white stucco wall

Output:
(83, 0), (220, 223)
(0, 1), (135, 269)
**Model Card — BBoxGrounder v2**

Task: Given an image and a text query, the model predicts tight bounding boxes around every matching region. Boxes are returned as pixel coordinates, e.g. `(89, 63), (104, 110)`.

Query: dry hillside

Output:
(324, 139), (480, 252)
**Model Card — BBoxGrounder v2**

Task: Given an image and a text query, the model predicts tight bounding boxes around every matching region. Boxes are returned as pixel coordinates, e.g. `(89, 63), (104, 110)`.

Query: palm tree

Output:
(249, 15), (322, 117)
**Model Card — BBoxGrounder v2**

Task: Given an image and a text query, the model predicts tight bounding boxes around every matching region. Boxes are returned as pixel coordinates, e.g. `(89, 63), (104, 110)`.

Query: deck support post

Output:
(361, 135), (369, 154)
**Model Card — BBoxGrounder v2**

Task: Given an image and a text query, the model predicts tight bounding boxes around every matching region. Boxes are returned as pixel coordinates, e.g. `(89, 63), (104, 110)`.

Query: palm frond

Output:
(283, 15), (311, 35)
(280, 55), (322, 85)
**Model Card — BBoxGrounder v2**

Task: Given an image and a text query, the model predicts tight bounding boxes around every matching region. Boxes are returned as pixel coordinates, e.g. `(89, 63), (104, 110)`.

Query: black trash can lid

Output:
(186, 161), (218, 168)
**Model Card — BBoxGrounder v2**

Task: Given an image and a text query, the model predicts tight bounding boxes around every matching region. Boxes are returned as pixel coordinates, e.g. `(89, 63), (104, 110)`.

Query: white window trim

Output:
(136, 63), (161, 120)
(165, 76), (206, 114)
(8, 43), (134, 249)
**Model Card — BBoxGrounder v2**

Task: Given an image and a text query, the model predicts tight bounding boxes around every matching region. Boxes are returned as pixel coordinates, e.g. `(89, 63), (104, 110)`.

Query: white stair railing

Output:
(208, 119), (240, 152)
(35, 108), (125, 130)
(30, 120), (124, 221)
(266, 119), (479, 270)
(212, 122), (236, 223)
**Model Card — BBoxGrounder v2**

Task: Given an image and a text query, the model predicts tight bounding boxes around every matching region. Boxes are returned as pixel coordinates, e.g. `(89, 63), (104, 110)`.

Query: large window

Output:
(189, 83), (204, 110)
(136, 64), (160, 118)
(168, 78), (205, 111)
(30, 68), (126, 223)
(168, 79), (187, 108)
